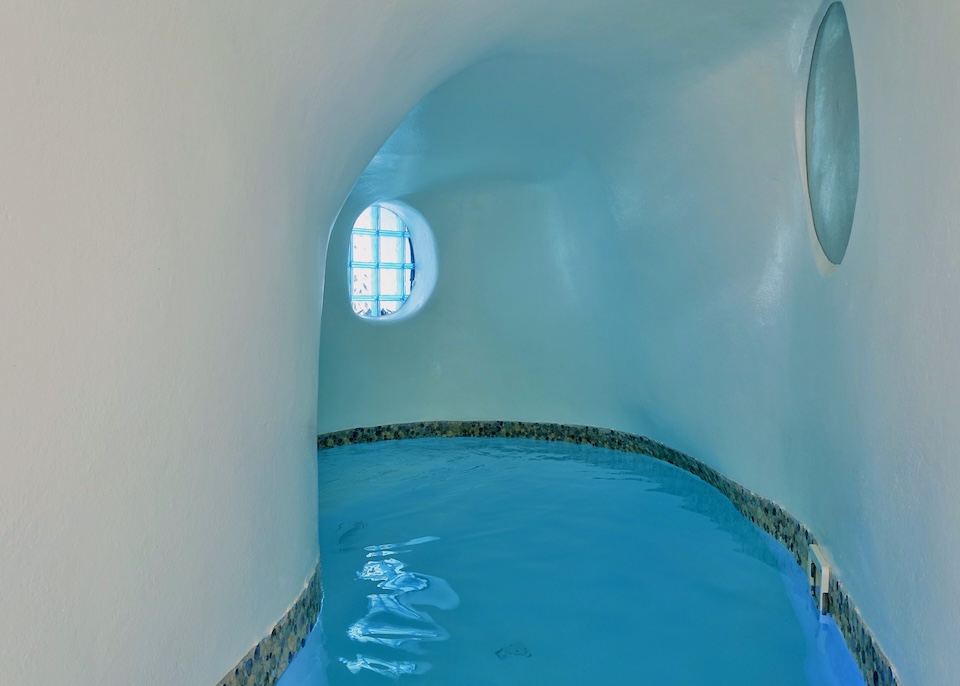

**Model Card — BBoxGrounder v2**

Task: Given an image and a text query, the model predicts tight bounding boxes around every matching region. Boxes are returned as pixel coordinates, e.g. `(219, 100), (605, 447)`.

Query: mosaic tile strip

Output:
(217, 562), (322, 686)
(318, 420), (901, 686)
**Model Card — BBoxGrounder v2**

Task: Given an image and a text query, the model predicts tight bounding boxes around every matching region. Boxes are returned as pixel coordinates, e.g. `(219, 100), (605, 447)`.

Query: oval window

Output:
(347, 202), (436, 320)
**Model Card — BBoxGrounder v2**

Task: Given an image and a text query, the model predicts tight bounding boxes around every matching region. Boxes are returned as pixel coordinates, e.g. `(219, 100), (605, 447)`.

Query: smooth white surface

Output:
(0, 5), (325, 685)
(0, 2), (520, 685)
(316, 1), (960, 684)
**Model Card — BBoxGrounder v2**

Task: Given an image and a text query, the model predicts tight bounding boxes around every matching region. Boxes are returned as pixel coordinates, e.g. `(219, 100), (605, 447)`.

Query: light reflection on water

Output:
(340, 537), (459, 678)
(279, 437), (865, 686)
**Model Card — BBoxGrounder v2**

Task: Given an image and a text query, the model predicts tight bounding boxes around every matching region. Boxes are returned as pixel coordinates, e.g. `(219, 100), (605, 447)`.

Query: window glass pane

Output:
(354, 207), (374, 230)
(378, 268), (402, 296)
(348, 203), (427, 319)
(352, 233), (374, 263)
(351, 267), (374, 296)
(379, 235), (402, 264)
(352, 301), (374, 317)
(379, 301), (401, 315)
(379, 208), (401, 232)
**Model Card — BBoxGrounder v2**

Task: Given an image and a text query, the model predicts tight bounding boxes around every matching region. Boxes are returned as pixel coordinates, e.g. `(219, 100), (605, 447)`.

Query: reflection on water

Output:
(339, 536), (459, 679)
(340, 655), (421, 679)
(278, 437), (865, 686)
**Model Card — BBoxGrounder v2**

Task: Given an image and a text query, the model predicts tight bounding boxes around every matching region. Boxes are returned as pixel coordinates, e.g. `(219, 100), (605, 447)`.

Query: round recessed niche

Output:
(805, 2), (860, 266)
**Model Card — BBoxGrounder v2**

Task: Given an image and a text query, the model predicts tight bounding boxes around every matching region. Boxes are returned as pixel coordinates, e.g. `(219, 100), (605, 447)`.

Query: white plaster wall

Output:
(786, 1), (960, 682)
(0, 2), (529, 685)
(1, 0), (954, 683)
(316, 1), (960, 684)
(0, 6), (323, 685)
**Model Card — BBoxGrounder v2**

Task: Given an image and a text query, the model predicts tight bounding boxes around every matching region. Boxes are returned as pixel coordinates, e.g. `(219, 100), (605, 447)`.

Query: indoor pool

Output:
(280, 437), (864, 685)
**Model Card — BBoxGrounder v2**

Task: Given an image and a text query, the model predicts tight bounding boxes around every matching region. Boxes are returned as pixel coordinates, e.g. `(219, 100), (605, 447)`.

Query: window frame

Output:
(348, 204), (417, 319)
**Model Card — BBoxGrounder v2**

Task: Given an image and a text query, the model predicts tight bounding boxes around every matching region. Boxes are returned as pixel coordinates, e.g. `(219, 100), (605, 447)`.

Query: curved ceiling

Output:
(354, 0), (816, 202)
(326, 0), (823, 448)
(344, 0), (822, 302)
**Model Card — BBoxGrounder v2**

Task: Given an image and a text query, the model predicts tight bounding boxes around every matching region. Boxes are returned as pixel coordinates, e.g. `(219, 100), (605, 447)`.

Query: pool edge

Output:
(217, 562), (323, 686)
(317, 419), (900, 686)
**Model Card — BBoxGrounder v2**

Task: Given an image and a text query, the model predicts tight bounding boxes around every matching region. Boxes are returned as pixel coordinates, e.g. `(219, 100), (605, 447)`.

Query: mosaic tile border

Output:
(318, 420), (900, 686)
(217, 562), (323, 686)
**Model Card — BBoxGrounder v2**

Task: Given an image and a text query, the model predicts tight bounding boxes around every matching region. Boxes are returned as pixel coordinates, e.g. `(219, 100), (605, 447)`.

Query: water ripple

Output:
(339, 536), (458, 679)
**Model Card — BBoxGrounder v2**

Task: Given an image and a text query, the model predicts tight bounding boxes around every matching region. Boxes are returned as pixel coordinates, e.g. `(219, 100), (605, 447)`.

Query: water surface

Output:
(281, 437), (863, 685)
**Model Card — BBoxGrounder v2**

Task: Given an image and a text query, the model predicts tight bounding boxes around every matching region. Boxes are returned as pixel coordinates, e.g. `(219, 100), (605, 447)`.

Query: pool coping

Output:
(216, 563), (323, 686)
(315, 419), (900, 686)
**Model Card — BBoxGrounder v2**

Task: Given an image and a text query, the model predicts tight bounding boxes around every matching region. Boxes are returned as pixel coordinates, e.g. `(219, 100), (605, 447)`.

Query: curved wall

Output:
(1, 1), (957, 685)
(317, 1), (960, 685)
(0, 2), (524, 685)
(0, 6), (325, 685)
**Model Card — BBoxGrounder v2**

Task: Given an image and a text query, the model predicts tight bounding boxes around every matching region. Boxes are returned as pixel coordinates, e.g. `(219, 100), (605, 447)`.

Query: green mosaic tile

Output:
(217, 563), (322, 686)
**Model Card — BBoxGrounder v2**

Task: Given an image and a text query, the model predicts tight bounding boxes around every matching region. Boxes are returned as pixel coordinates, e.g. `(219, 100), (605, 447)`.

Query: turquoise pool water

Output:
(280, 437), (864, 685)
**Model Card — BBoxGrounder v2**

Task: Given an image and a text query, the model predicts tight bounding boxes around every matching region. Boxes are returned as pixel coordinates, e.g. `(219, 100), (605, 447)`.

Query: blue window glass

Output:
(349, 204), (415, 319)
